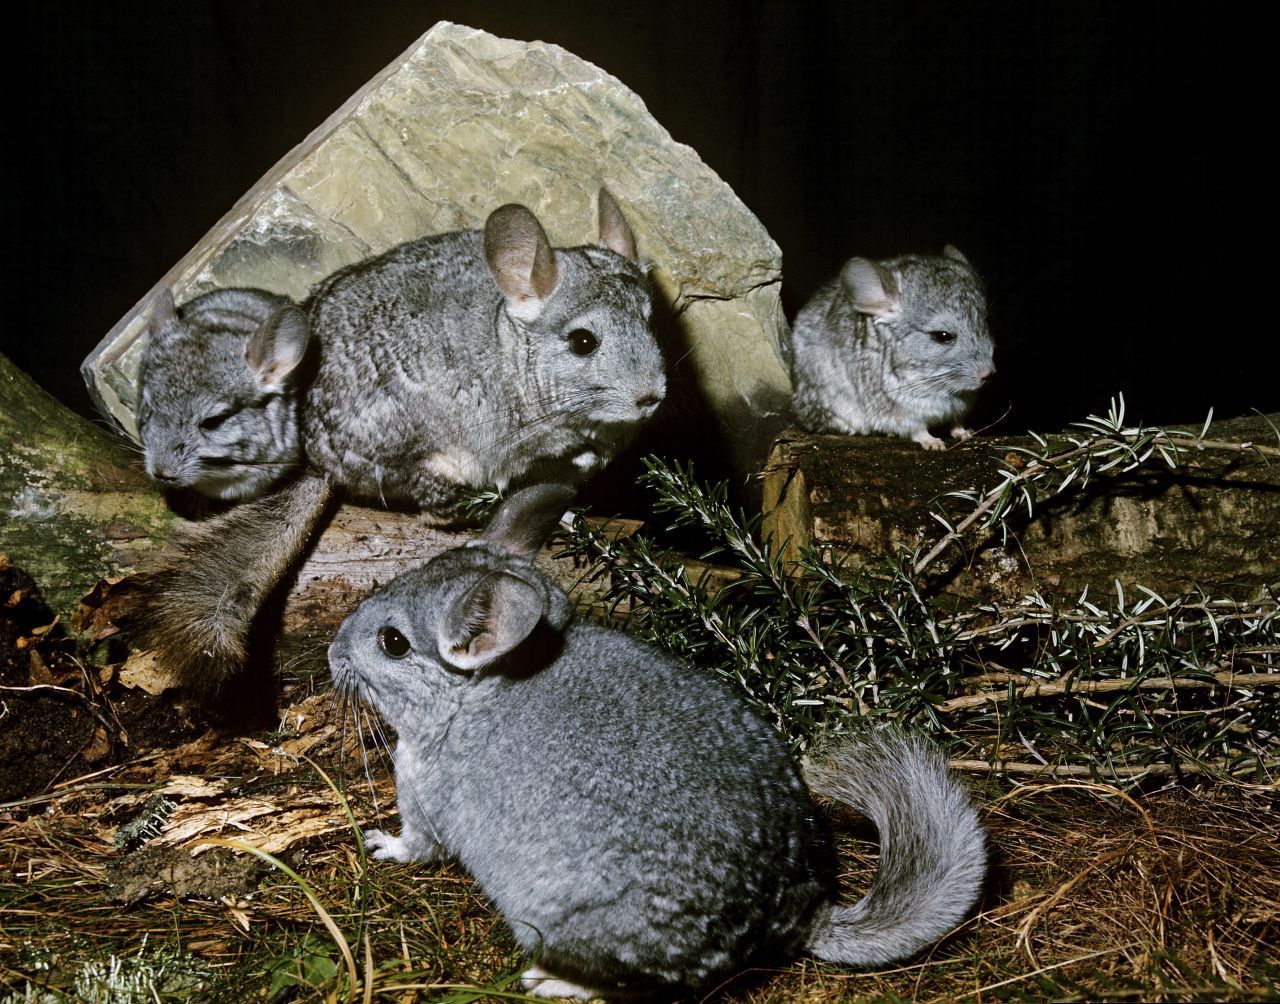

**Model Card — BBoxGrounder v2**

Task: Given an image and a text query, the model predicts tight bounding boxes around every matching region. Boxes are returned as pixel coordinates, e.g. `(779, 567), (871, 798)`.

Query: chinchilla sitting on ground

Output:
(789, 247), (995, 450)
(137, 189), (666, 705)
(328, 484), (988, 1001)
(137, 287), (310, 501)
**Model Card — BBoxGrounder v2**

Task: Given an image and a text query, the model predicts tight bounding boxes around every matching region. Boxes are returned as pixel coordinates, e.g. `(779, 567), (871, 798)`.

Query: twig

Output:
(948, 757), (1276, 779)
(0, 682), (87, 698)
(957, 943), (1137, 999)
(794, 612), (864, 713)
(951, 605), (1278, 643)
(912, 406), (1280, 579)
(1191, 437), (1280, 458)
(940, 670), (1280, 711)
(912, 457), (1056, 576)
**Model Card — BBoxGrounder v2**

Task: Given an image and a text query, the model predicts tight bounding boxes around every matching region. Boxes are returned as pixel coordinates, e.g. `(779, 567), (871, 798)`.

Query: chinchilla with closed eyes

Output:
(137, 287), (310, 500)
(137, 189), (666, 704)
(789, 247), (995, 450)
(329, 484), (987, 1001)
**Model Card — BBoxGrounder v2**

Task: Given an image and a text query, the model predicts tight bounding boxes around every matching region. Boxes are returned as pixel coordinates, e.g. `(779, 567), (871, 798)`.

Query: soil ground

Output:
(2, 557), (1277, 1002)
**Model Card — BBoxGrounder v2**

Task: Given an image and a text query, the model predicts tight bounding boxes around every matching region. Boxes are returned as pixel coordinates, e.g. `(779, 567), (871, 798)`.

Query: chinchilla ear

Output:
(597, 188), (637, 262)
(841, 258), (901, 319)
(245, 303), (310, 392)
(942, 245), (972, 267)
(484, 203), (559, 321)
(148, 287), (181, 343)
(482, 483), (577, 558)
(438, 570), (546, 671)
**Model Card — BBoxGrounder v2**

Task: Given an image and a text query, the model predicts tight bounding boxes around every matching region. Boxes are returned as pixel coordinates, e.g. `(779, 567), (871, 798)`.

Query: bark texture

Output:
(1, 354), (596, 679)
(761, 415), (1280, 602)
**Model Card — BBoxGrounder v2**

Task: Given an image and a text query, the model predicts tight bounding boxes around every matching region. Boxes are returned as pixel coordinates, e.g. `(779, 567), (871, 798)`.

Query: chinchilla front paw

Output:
(521, 966), (602, 1001)
(912, 430), (949, 451)
(362, 828), (414, 862)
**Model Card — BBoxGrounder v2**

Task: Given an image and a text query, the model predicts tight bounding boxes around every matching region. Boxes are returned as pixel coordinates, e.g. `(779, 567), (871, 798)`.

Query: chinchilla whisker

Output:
(91, 414), (142, 446)
(468, 406), (576, 454)
(353, 702), (384, 813)
(485, 410), (577, 453)
(348, 700), (385, 813)
(448, 387), (602, 446)
(276, 639), (329, 674)
(897, 371), (968, 391)
(482, 395), (605, 454)
(332, 691), (358, 757)
(358, 703), (441, 847)
(198, 459), (298, 468)
(432, 398), (576, 443)
(336, 694), (351, 770)
(667, 341), (699, 369)
(367, 718), (396, 765)
(362, 702), (396, 769)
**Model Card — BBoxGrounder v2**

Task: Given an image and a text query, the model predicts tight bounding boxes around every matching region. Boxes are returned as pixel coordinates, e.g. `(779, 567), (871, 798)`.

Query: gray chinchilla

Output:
(303, 189), (665, 509)
(138, 190), (665, 704)
(789, 247), (995, 450)
(137, 287), (310, 500)
(328, 484), (987, 1000)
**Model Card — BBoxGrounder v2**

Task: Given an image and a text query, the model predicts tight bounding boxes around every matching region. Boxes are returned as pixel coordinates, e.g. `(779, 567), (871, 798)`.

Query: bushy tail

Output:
(802, 727), (986, 966)
(133, 470), (334, 702)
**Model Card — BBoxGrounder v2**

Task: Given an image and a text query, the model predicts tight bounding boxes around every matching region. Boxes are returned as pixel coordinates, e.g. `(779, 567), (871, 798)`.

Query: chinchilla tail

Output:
(802, 727), (986, 966)
(132, 470), (334, 702)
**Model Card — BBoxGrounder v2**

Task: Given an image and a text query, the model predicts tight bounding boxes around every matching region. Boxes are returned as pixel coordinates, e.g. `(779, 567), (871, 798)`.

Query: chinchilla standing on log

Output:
(136, 188), (666, 704)
(788, 247), (995, 450)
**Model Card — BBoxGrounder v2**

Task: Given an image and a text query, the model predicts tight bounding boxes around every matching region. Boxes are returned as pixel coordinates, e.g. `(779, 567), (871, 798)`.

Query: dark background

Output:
(5, 1), (1256, 437)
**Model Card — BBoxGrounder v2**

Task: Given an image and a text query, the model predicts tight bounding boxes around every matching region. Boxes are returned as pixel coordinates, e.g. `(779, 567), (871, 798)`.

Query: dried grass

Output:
(2, 691), (1277, 1002)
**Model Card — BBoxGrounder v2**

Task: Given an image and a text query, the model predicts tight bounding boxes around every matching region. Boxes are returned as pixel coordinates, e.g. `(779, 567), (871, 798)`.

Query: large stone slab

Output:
(81, 21), (789, 465)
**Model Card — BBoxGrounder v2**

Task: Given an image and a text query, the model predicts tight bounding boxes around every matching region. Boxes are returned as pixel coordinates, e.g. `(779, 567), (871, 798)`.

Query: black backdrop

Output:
(5, 1), (1258, 435)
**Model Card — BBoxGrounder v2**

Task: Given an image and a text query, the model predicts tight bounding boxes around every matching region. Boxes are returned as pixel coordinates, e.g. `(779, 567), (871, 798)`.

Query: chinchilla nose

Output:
(326, 626), (349, 664)
(635, 373), (666, 417)
(978, 366), (996, 384)
(149, 460), (179, 483)
(636, 391), (662, 413)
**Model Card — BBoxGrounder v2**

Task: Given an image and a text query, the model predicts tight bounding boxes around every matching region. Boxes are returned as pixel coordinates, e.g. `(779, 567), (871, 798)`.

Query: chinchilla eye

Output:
(199, 407), (237, 432)
(378, 625), (412, 659)
(929, 330), (957, 345)
(568, 328), (599, 356)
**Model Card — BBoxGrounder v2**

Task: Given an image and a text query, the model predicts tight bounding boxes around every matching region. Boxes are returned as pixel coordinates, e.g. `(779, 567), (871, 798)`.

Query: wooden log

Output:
(760, 414), (1280, 602)
(0, 353), (609, 684)
(0, 353), (174, 618)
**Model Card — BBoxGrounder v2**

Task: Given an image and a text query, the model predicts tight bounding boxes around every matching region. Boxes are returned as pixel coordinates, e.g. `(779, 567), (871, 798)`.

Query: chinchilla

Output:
(303, 191), (663, 507)
(328, 484), (987, 1000)
(137, 287), (310, 500)
(136, 189), (665, 704)
(789, 247), (995, 450)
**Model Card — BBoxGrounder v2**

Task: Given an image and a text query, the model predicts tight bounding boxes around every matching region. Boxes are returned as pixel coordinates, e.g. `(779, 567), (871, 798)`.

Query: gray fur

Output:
(137, 287), (310, 500)
(136, 469), (333, 701)
(139, 191), (664, 700)
(329, 486), (987, 999)
(304, 189), (665, 510)
(789, 249), (995, 450)
(802, 729), (988, 966)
